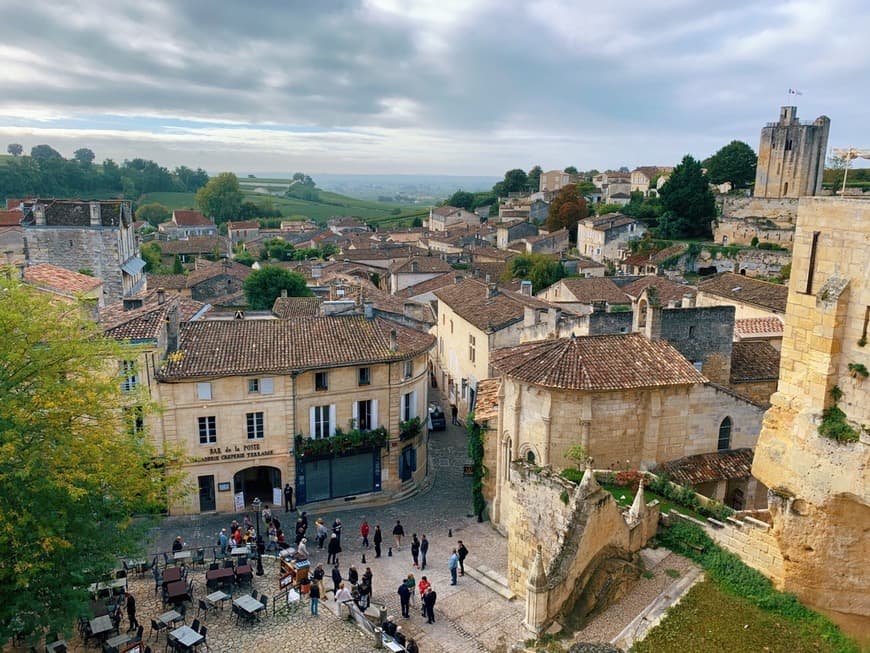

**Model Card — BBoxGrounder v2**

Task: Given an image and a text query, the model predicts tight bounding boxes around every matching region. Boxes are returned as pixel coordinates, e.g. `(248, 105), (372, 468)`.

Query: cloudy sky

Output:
(1, 0), (867, 176)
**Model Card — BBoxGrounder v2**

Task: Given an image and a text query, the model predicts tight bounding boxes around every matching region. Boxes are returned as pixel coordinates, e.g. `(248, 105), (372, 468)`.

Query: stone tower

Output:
(751, 197), (869, 630)
(754, 106), (830, 198)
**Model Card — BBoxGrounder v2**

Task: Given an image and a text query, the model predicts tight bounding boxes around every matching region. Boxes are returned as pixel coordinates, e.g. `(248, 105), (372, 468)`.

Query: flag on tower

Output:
(788, 88), (803, 96)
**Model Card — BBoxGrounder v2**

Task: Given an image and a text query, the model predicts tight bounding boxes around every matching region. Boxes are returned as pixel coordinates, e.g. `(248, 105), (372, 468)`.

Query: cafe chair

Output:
(258, 595), (268, 620)
(196, 599), (211, 621)
(191, 549), (205, 568)
(250, 589), (258, 600)
(197, 625), (209, 652)
(149, 618), (167, 642)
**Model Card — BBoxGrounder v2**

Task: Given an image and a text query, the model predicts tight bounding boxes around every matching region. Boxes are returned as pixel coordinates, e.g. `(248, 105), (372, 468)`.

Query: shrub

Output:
(560, 468), (584, 483)
(613, 469), (642, 488)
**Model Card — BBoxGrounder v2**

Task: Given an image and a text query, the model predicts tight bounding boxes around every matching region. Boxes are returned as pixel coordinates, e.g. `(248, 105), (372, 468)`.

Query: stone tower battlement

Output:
(754, 106), (830, 199)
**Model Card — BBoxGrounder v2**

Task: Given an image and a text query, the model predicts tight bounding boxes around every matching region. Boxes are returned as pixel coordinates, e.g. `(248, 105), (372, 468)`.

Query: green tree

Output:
(243, 266), (313, 309)
(140, 242), (163, 273)
(6, 143), (22, 157)
(563, 166), (579, 174)
(172, 254), (184, 274)
(411, 216), (423, 227)
(576, 180), (597, 199)
(135, 202), (171, 226)
(0, 275), (176, 643)
(703, 140), (757, 188)
(195, 172), (243, 223)
(493, 168), (528, 196)
(447, 190), (474, 210)
(73, 147), (95, 166)
(506, 253), (565, 293)
(527, 165), (543, 191)
(30, 144), (63, 161)
(658, 155), (716, 239)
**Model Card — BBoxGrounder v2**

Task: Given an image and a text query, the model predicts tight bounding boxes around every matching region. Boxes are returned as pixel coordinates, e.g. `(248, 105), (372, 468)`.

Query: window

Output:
(198, 416), (217, 444)
(401, 391), (417, 421)
(121, 360), (138, 392)
(246, 411), (264, 439)
(718, 417), (732, 451)
(197, 382), (212, 400)
(311, 405), (334, 439)
(315, 372), (329, 391)
(247, 379), (259, 394)
(526, 450), (536, 464)
(468, 334), (476, 363)
(804, 231), (820, 295)
(403, 360), (413, 379)
(450, 319), (454, 334)
(358, 367), (371, 386)
(125, 406), (144, 436)
(688, 325), (695, 337)
(439, 337), (443, 354)
(355, 399), (377, 431)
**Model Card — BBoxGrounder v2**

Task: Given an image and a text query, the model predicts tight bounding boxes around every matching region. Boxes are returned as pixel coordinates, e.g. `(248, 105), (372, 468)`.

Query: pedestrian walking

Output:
(393, 520), (405, 550)
(283, 483), (294, 512)
(218, 528), (228, 555)
(411, 534), (420, 568)
(457, 540), (469, 576)
(374, 525), (383, 558)
(316, 518), (328, 549)
(262, 504), (272, 525)
(331, 564), (343, 595)
(125, 593), (138, 632)
(347, 565), (359, 587)
(327, 533), (341, 565)
(450, 403), (458, 425)
(360, 519), (370, 547)
(418, 576), (431, 616)
(420, 534), (429, 570)
(332, 518), (342, 545)
(309, 579), (320, 615)
(313, 563), (326, 597)
(335, 582), (353, 604)
(397, 581), (411, 618)
(423, 587), (437, 623)
(404, 573), (416, 607)
(449, 549), (459, 585)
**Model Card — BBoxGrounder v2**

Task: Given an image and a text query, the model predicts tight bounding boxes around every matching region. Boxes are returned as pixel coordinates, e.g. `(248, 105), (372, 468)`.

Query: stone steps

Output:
(464, 563), (516, 600)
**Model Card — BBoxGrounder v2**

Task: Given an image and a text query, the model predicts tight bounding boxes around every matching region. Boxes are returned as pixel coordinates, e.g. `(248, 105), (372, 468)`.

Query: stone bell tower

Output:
(754, 106), (830, 198)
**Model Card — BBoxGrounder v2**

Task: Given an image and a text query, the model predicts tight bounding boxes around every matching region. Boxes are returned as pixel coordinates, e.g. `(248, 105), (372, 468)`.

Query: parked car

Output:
(428, 405), (446, 431)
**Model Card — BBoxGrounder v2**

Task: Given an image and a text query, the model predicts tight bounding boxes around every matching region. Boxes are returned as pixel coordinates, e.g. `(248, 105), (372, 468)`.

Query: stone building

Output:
(576, 213), (645, 262)
(21, 199), (145, 302)
(697, 271), (788, 319)
(539, 170), (579, 192)
(752, 196), (870, 629)
(157, 209), (217, 240)
(754, 106), (830, 198)
(153, 314), (434, 514)
(427, 205), (479, 231)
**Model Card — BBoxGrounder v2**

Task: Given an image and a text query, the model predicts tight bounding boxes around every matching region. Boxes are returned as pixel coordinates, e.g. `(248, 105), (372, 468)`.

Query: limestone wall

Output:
(714, 217), (795, 250)
(505, 463), (659, 629)
(720, 196), (799, 222)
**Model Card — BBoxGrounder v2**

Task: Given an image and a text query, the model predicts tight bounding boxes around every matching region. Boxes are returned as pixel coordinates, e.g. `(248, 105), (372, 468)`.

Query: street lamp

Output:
(252, 497), (264, 576)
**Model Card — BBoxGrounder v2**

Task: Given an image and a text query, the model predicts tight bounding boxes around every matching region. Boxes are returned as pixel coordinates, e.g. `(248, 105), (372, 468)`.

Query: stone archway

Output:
(233, 465), (282, 508)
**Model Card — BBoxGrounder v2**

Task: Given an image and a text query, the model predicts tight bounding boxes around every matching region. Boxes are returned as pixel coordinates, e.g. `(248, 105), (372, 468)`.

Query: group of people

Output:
(382, 616), (420, 653)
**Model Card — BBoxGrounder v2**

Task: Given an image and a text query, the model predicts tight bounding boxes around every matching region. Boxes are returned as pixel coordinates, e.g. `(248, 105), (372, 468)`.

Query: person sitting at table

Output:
(244, 527), (255, 544)
(244, 513), (253, 531)
(232, 527), (243, 547)
(382, 615), (398, 637)
(172, 536), (184, 552)
(294, 537), (309, 561)
(230, 519), (239, 534)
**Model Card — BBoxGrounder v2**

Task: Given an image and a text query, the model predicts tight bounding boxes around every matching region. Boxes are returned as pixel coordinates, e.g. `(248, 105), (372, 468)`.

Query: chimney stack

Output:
(487, 283), (498, 299)
(520, 280), (533, 296)
(410, 260), (418, 273)
(157, 288), (166, 305)
(682, 293), (696, 308)
(281, 288), (288, 298)
(389, 329), (398, 352)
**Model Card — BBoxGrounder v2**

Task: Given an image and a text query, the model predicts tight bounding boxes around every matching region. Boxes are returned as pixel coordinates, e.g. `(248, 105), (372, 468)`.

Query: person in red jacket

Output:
(360, 520), (370, 548)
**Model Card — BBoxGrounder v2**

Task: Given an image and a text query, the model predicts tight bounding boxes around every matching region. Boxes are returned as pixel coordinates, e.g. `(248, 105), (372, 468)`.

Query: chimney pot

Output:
(389, 329), (398, 352)
(157, 288), (166, 305)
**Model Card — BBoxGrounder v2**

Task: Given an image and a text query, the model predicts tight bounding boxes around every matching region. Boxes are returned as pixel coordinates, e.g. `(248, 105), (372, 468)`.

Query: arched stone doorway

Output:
(233, 466), (282, 509)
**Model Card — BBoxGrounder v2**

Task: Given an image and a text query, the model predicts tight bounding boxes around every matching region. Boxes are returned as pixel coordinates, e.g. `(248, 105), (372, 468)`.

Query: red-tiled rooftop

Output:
(0, 209), (22, 226)
(434, 279), (557, 332)
(551, 277), (630, 304)
(23, 263), (103, 295)
(490, 333), (707, 391)
(734, 317), (784, 339)
(159, 316), (435, 379)
(621, 276), (696, 305)
(474, 378), (500, 422)
(729, 341), (781, 382)
(698, 272), (788, 313)
(654, 448), (754, 485)
(172, 210), (213, 226)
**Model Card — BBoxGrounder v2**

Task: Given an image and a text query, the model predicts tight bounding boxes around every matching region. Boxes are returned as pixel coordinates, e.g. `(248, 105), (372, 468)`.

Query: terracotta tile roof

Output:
(582, 213), (637, 231)
(340, 247), (413, 261)
(228, 220), (260, 230)
(575, 257), (606, 270)
(490, 333), (707, 391)
(23, 263), (103, 295)
(397, 272), (459, 298)
(474, 378), (500, 422)
(158, 316), (435, 379)
(431, 206), (463, 217)
(734, 317), (784, 339)
(552, 278), (630, 304)
(146, 274), (189, 290)
(100, 293), (208, 341)
(272, 296), (323, 318)
(187, 259), (252, 286)
(621, 276), (696, 305)
(0, 209), (22, 226)
(390, 256), (453, 275)
(157, 236), (229, 255)
(172, 210), (213, 226)
(654, 448), (754, 485)
(698, 272), (787, 313)
(472, 248), (515, 262)
(469, 262), (508, 282)
(434, 279), (556, 332)
(622, 243), (687, 267)
(729, 341), (781, 382)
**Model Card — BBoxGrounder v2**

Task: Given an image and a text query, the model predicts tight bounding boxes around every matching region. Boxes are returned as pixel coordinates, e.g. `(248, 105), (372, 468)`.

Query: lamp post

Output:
(252, 497), (264, 576)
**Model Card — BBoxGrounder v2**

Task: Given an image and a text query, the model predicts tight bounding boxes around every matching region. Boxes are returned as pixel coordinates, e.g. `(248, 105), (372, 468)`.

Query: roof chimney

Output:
(389, 329), (398, 352)
(281, 288), (288, 298)
(157, 288), (166, 305)
(410, 260), (418, 272)
(682, 293), (696, 308)
(487, 283), (498, 299)
(520, 280), (533, 296)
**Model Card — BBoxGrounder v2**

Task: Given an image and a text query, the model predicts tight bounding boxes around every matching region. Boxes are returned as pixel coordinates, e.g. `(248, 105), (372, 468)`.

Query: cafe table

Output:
(45, 639), (67, 652)
(88, 614), (114, 639)
(233, 594), (264, 618)
(230, 546), (250, 557)
(157, 609), (183, 627)
(173, 550), (192, 563)
(206, 590), (230, 610)
(103, 632), (132, 651)
(162, 566), (183, 583)
(166, 580), (190, 603)
(89, 577), (127, 596)
(169, 625), (203, 649)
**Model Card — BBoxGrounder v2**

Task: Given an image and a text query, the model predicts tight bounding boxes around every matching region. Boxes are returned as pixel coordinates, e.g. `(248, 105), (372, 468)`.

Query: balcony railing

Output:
(295, 427), (388, 459)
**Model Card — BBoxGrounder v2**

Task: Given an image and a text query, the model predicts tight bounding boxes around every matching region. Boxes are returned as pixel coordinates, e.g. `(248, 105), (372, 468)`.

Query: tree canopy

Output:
(505, 253), (565, 293)
(0, 275), (176, 643)
(196, 172), (243, 223)
(243, 266), (313, 309)
(30, 144), (63, 160)
(493, 168), (529, 196)
(135, 202), (171, 226)
(546, 184), (588, 237)
(703, 140), (757, 188)
(657, 154), (716, 239)
(527, 165), (543, 192)
(447, 190), (474, 210)
(73, 148), (95, 166)
(563, 166), (579, 174)
(7, 143), (22, 156)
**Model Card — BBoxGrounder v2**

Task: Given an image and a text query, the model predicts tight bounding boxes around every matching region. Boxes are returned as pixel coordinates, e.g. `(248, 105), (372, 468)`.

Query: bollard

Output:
(448, 528), (452, 537)
(373, 626), (384, 649)
(361, 553), (366, 564)
(388, 547), (392, 557)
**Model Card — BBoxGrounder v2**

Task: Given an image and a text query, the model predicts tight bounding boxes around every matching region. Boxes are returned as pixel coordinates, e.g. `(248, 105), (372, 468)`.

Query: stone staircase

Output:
(464, 563), (517, 600)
